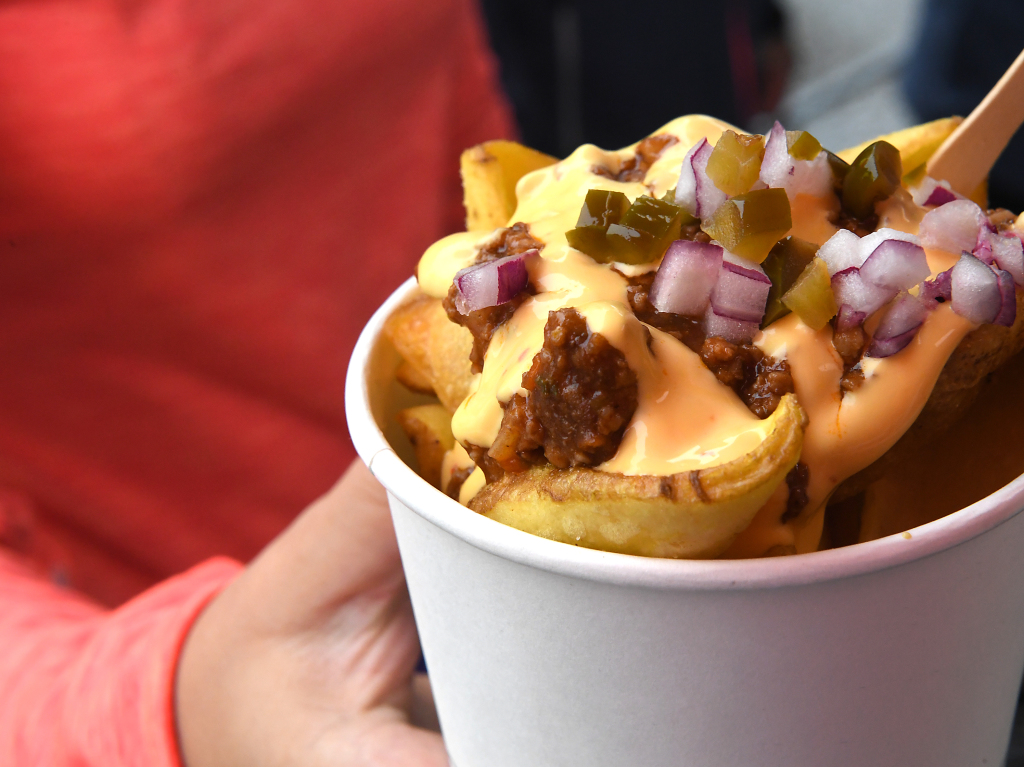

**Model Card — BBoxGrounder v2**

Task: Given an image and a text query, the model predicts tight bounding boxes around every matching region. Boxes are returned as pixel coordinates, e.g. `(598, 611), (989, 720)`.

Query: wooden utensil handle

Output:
(926, 47), (1024, 197)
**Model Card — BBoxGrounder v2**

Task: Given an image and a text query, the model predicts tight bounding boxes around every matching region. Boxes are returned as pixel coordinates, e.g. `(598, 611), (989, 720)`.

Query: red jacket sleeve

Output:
(0, 553), (241, 766)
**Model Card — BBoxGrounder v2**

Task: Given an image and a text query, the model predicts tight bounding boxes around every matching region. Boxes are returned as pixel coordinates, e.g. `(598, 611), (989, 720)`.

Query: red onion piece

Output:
(919, 200), (987, 254)
(817, 229), (863, 276)
(924, 186), (958, 207)
(911, 176), (961, 207)
(674, 141), (701, 214)
(866, 326), (919, 358)
(452, 251), (532, 314)
(836, 304), (867, 331)
(649, 240), (723, 315)
(703, 304), (759, 344)
(818, 228), (920, 278)
(693, 141), (726, 218)
(758, 121), (831, 200)
(976, 228), (1024, 285)
(920, 268), (953, 305)
(951, 252), (1001, 324)
(993, 268), (1017, 327)
(866, 293), (929, 358)
(859, 237), (931, 291)
(675, 139), (726, 218)
(831, 267), (898, 320)
(708, 252), (772, 323)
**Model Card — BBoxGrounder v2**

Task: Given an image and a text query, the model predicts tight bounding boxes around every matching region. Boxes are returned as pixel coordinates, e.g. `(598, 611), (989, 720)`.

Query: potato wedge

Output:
(469, 395), (807, 558)
(837, 117), (962, 179)
(461, 140), (558, 232)
(425, 302), (475, 411)
(834, 288), (1024, 502)
(396, 359), (435, 394)
(383, 295), (437, 395)
(384, 294), (475, 411)
(396, 404), (456, 488)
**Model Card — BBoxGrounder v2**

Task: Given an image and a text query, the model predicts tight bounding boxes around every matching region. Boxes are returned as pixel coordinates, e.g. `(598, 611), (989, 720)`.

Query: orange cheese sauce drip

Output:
(418, 115), (977, 557)
(449, 117), (764, 475)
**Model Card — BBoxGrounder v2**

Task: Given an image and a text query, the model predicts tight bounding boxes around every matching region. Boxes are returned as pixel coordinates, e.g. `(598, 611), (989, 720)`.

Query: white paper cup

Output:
(347, 277), (1024, 767)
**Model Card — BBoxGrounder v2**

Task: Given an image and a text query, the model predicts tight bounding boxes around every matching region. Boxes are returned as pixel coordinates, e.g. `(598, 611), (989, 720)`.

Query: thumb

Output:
(240, 459), (407, 633)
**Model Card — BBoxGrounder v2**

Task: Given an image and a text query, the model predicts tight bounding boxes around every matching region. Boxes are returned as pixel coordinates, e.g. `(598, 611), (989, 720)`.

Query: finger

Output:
(240, 460), (405, 629)
(356, 721), (449, 767)
(319, 714), (450, 767)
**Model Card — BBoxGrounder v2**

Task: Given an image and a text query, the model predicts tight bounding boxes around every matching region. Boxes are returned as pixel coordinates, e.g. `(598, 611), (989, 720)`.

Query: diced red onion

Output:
(758, 121), (832, 200)
(857, 228), (920, 254)
(993, 268), (1017, 327)
(910, 176), (961, 207)
(649, 240), (723, 315)
(831, 267), (898, 319)
(859, 237), (931, 291)
(919, 200), (987, 254)
(722, 249), (770, 279)
(836, 304), (868, 331)
(674, 142), (701, 215)
(708, 252), (772, 323)
(818, 228), (920, 278)
(703, 304), (759, 344)
(975, 228), (1024, 285)
(452, 251), (532, 314)
(675, 139), (726, 219)
(920, 268), (953, 305)
(694, 141), (727, 219)
(951, 252), (1001, 324)
(817, 229), (863, 276)
(866, 293), (929, 358)
(924, 186), (958, 207)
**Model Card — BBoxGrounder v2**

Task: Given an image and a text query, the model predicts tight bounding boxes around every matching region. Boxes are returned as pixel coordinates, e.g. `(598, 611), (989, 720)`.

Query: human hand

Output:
(176, 461), (447, 767)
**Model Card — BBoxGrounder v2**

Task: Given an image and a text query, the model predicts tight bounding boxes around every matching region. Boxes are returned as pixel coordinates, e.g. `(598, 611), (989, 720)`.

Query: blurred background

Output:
(480, 0), (1024, 211)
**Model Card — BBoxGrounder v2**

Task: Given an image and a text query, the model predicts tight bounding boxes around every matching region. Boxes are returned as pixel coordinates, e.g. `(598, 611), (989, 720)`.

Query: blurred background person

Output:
(903, 0), (1024, 212)
(479, 0), (791, 156)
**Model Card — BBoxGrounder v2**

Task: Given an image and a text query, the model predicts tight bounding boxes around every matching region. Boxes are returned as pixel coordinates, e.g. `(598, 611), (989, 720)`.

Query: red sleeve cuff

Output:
(57, 557), (242, 767)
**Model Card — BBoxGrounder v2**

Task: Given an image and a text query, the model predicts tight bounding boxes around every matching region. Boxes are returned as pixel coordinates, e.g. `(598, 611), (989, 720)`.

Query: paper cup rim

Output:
(347, 277), (1024, 591)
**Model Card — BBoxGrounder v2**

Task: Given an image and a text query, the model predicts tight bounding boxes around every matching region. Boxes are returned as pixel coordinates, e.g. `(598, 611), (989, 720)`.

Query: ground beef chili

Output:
(622, 270), (706, 352)
(464, 443), (508, 484)
(593, 133), (678, 183)
(781, 462), (810, 523)
(989, 208), (1018, 232)
(445, 465), (475, 501)
(477, 221), (544, 264)
(832, 324), (867, 393)
(443, 222), (544, 372)
(621, 271), (792, 418)
(832, 208), (878, 237)
(744, 355), (794, 419)
(699, 337), (794, 419)
(444, 288), (530, 373)
(487, 307), (639, 472)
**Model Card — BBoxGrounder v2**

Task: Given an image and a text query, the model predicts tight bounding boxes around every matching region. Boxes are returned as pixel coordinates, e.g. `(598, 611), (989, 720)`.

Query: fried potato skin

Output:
(424, 301), (474, 411)
(396, 404), (456, 488)
(461, 140), (558, 232)
(383, 295), (437, 395)
(837, 117), (962, 179)
(469, 395), (807, 558)
(834, 288), (1024, 501)
(384, 294), (474, 411)
(396, 360), (435, 394)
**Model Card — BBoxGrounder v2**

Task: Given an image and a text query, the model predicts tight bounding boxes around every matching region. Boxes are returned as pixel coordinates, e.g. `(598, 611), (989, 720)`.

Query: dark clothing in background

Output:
(479, 0), (788, 156)
(904, 0), (1024, 211)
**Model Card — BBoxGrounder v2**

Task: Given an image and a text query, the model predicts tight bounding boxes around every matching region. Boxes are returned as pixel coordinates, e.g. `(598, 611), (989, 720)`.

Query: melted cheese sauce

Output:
(419, 115), (977, 557)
